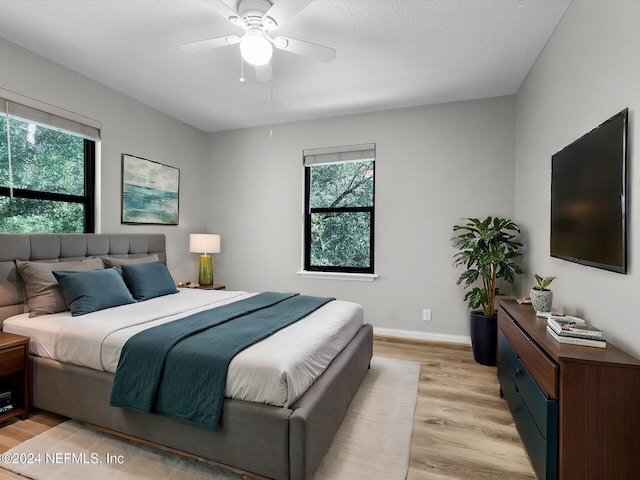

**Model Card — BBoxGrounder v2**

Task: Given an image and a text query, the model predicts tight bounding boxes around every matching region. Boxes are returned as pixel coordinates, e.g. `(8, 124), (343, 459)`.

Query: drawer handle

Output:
(514, 367), (522, 377)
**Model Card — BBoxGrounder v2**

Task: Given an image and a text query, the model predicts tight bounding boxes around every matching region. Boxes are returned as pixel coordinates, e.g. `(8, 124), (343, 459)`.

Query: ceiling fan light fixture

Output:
(240, 33), (273, 66)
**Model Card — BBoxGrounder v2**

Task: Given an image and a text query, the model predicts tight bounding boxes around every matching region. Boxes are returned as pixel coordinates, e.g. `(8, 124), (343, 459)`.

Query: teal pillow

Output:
(121, 261), (178, 301)
(52, 268), (135, 316)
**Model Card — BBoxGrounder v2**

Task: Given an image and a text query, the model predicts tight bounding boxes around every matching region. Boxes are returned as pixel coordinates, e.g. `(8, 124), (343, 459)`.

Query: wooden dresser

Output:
(498, 300), (640, 479)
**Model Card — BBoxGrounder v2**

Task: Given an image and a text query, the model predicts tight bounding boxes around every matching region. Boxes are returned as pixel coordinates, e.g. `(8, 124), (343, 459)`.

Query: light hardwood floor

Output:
(0, 336), (536, 480)
(375, 336), (536, 480)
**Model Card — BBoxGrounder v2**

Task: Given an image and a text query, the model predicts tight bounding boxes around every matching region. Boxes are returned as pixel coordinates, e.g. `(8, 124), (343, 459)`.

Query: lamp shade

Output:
(189, 234), (221, 255)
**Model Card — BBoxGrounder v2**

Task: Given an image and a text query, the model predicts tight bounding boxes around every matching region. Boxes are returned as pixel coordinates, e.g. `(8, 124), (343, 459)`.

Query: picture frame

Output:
(121, 154), (180, 225)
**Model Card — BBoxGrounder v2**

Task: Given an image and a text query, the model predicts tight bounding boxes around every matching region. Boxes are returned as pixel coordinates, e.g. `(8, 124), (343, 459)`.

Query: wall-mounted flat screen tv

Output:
(550, 108), (628, 274)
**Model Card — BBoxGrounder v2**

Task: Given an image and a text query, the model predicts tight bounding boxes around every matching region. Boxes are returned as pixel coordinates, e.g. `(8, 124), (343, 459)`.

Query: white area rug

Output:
(1, 356), (420, 480)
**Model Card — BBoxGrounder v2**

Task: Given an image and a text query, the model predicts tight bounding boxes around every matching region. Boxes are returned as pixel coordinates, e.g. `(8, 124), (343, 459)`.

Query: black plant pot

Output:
(470, 311), (497, 366)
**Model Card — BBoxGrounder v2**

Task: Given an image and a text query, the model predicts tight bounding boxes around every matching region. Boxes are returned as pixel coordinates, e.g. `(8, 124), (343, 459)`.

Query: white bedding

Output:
(3, 289), (363, 407)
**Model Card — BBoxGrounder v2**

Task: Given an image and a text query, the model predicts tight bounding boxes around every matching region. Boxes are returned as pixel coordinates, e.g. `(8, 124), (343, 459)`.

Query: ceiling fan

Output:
(180, 0), (336, 82)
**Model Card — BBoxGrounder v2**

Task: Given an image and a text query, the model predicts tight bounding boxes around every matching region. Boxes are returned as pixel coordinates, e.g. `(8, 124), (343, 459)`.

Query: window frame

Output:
(0, 89), (99, 234)
(0, 138), (96, 233)
(303, 145), (375, 274)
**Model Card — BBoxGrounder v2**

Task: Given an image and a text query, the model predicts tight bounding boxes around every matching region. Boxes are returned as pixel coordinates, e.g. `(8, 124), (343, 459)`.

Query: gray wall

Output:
(207, 96), (516, 340)
(9, 2), (635, 352)
(0, 38), (209, 281)
(515, 1), (640, 357)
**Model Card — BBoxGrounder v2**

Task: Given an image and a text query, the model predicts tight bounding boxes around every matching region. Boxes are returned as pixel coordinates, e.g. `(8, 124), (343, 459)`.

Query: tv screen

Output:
(550, 108), (628, 274)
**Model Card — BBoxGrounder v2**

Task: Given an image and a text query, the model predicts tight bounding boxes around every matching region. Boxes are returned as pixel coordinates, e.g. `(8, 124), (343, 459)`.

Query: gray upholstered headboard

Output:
(0, 233), (166, 323)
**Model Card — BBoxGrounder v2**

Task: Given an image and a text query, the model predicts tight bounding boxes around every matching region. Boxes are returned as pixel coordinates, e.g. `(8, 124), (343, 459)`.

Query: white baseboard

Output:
(374, 327), (471, 345)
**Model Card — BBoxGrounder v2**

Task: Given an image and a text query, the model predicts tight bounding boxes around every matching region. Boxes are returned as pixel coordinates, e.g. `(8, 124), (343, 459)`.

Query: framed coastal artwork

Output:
(121, 154), (180, 225)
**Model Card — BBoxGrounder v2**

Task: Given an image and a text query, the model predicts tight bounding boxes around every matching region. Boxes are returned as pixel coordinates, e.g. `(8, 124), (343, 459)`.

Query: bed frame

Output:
(0, 233), (373, 480)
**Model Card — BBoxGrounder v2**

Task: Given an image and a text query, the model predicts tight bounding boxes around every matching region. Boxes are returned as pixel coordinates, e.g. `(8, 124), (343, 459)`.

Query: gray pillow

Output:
(100, 254), (159, 269)
(16, 257), (104, 317)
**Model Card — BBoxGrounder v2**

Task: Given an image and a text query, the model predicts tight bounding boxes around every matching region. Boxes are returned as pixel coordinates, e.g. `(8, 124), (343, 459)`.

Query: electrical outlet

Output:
(422, 308), (432, 322)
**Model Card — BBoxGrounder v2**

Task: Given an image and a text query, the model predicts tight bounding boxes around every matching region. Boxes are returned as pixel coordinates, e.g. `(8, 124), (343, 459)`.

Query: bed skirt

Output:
(30, 323), (374, 480)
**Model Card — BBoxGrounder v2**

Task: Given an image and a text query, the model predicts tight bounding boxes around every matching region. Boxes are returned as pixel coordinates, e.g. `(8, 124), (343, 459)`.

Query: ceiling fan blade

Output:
(180, 35), (240, 53)
(263, 0), (313, 31)
(209, 0), (241, 23)
(255, 63), (273, 82)
(274, 36), (336, 63)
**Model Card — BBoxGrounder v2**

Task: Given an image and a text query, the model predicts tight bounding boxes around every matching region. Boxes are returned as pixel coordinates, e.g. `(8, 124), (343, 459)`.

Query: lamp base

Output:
(198, 254), (213, 286)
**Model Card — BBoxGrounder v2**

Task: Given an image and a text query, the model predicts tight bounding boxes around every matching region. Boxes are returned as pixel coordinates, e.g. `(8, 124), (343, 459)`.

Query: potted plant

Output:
(452, 217), (523, 366)
(530, 274), (555, 313)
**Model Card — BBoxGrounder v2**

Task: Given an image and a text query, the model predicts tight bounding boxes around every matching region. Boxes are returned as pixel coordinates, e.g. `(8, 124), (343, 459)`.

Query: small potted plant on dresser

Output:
(530, 274), (555, 314)
(452, 217), (524, 366)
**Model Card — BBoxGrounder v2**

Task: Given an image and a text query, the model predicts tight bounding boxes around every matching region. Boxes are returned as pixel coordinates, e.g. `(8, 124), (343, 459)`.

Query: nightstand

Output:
(179, 284), (226, 290)
(0, 332), (29, 423)
(196, 284), (225, 290)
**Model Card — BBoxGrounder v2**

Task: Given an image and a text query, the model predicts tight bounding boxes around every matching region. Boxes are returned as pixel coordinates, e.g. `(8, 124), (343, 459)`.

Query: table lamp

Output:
(189, 233), (221, 286)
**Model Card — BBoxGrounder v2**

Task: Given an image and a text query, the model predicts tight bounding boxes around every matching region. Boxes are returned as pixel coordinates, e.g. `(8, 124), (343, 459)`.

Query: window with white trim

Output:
(303, 144), (375, 274)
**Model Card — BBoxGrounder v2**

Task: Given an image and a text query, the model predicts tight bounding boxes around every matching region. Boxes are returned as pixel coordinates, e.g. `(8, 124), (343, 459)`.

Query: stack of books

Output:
(0, 390), (13, 414)
(545, 315), (606, 348)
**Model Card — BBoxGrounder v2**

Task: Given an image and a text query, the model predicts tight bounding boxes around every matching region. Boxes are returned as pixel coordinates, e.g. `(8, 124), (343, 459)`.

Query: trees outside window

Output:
(0, 111), (95, 233)
(304, 145), (375, 274)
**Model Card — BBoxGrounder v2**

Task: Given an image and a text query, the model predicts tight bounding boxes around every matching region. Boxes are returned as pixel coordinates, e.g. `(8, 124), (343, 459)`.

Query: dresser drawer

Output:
(498, 328), (520, 384)
(498, 309), (558, 398)
(508, 383), (557, 480)
(0, 345), (25, 376)
(498, 330), (558, 480)
(499, 331), (557, 438)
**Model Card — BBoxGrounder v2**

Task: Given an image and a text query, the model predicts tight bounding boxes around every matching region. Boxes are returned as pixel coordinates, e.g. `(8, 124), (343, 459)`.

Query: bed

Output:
(0, 233), (373, 480)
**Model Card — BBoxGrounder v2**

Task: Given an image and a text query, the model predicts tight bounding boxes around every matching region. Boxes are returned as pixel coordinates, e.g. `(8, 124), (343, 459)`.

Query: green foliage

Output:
(309, 161), (374, 269)
(452, 216), (524, 316)
(0, 198), (83, 233)
(309, 161), (373, 209)
(532, 273), (556, 291)
(0, 115), (86, 233)
(311, 212), (371, 268)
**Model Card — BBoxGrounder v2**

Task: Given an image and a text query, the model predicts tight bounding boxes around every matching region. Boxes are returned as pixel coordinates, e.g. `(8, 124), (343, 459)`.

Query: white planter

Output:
(530, 289), (553, 313)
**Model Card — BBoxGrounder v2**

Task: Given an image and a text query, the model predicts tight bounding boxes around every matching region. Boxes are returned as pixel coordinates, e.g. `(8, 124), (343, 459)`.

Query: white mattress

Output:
(3, 289), (363, 407)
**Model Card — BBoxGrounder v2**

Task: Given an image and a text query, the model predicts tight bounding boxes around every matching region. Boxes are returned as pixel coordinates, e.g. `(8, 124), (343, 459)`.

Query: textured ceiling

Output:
(0, 0), (570, 133)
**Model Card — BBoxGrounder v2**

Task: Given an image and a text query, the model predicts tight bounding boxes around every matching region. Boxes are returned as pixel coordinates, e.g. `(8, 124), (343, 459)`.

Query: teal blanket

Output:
(110, 292), (334, 430)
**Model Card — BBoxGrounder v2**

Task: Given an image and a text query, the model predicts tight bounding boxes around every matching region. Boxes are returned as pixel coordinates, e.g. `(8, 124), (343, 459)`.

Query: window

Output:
(304, 144), (375, 274)
(0, 93), (99, 233)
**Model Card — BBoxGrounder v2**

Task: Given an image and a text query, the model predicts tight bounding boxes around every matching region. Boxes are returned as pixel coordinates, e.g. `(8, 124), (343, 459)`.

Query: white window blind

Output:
(0, 87), (101, 141)
(303, 143), (375, 166)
